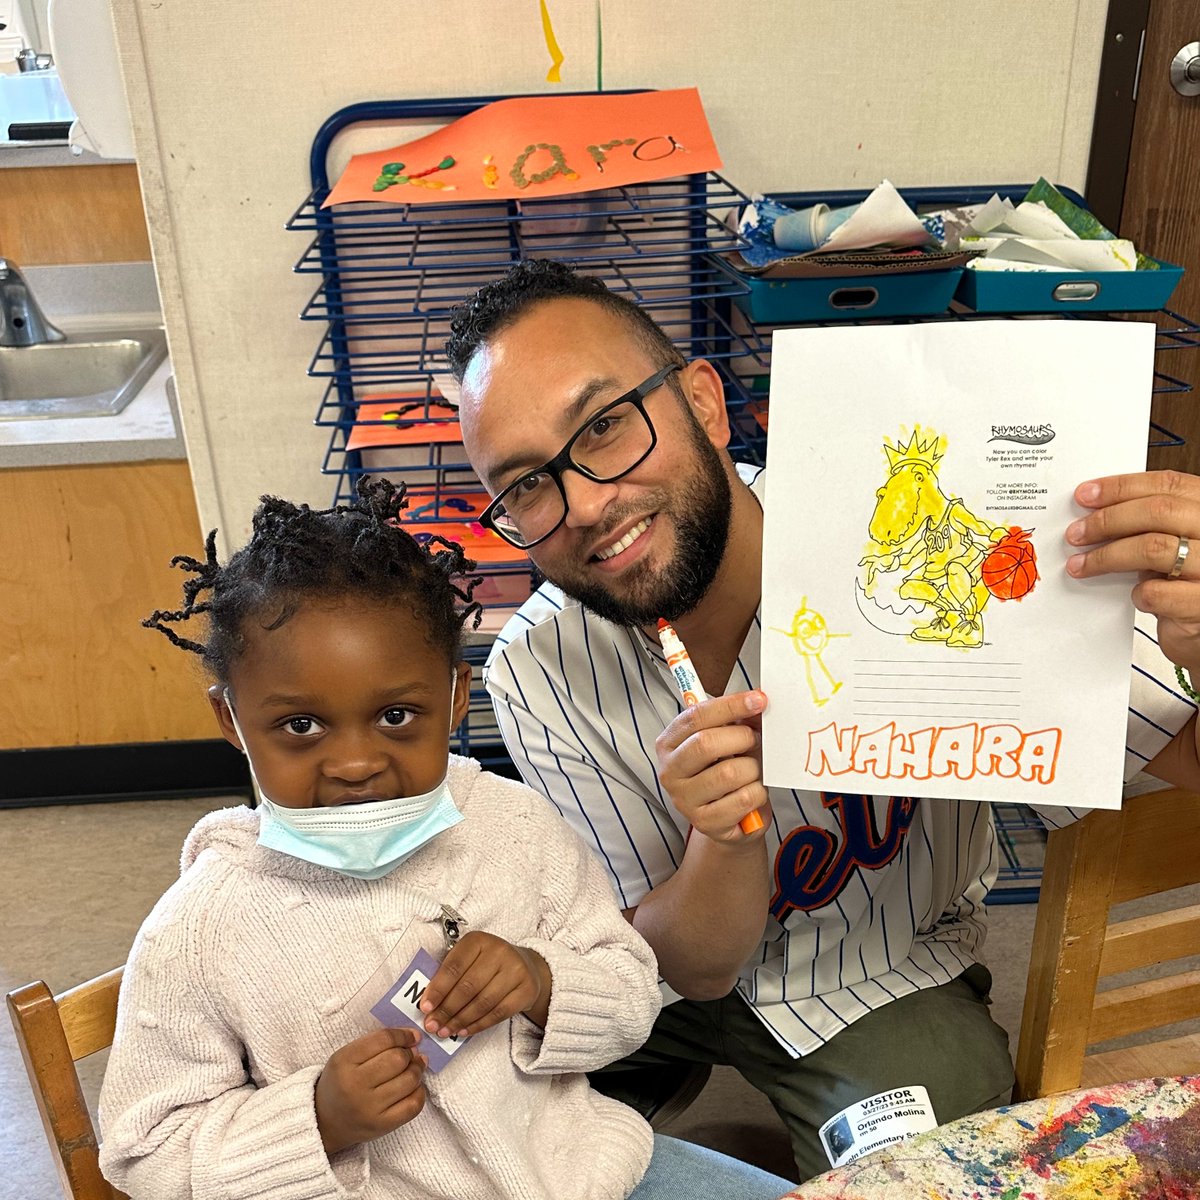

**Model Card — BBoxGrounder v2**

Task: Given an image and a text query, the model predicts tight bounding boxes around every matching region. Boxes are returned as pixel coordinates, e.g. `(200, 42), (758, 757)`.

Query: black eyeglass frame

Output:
(480, 362), (683, 550)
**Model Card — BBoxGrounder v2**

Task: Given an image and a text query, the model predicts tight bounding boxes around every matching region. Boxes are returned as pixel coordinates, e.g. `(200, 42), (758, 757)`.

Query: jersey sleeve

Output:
(1031, 612), (1197, 831)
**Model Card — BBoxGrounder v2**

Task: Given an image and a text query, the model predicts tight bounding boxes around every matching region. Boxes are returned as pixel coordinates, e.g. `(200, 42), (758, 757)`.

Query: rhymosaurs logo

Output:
(988, 424), (1055, 446)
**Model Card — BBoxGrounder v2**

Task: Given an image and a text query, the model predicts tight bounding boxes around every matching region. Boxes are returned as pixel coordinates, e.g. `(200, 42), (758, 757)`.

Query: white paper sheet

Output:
(819, 179), (934, 253)
(760, 320), (1156, 807)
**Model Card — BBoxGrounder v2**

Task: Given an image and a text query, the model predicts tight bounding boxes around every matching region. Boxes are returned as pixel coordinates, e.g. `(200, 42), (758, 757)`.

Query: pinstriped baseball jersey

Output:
(484, 466), (1197, 1057)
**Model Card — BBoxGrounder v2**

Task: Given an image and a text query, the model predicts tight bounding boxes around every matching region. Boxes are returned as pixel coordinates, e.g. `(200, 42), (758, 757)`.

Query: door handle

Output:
(1170, 42), (1200, 96)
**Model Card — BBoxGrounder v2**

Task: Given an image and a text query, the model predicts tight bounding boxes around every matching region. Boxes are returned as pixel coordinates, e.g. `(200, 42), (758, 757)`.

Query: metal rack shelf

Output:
(299, 255), (749, 323)
(717, 304), (1200, 460)
(296, 101), (1198, 849)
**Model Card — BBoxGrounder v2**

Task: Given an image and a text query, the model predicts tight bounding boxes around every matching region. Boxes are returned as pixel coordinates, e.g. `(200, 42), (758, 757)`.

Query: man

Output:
(448, 259), (1200, 1178)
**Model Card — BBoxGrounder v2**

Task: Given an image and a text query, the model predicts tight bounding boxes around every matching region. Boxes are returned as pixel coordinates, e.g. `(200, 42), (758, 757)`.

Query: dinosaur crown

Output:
(884, 429), (944, 474)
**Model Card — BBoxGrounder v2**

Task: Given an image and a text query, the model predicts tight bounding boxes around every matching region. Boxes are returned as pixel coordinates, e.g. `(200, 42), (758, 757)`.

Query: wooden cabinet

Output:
(0, 163), (152, 265)
(1, 459), (217, 748)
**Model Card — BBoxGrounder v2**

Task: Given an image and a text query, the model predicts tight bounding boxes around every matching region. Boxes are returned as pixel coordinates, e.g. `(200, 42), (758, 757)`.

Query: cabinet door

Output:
(2, 459), (216, 748)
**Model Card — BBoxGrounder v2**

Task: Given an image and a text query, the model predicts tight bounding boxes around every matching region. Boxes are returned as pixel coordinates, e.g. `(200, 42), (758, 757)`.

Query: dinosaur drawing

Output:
(858, 429), (1016, 649)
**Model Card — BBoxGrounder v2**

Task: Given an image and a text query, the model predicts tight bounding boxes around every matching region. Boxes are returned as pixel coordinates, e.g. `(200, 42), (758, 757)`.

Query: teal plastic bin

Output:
(719, 184), (1184, 322)
(954, 256), (1184, 314)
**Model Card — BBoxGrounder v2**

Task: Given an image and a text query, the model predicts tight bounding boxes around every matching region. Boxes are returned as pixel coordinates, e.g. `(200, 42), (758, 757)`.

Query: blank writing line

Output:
(854, 662), (1022, 672)
(853, 700), (1021, 709)
(853, 710), (1023, 720)
(855, 686), (1022, 694)
(855, 672), (1021, 681)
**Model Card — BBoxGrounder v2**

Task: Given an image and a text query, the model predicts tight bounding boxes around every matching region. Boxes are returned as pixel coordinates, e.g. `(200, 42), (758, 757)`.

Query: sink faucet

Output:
(0, 258), (66, 347)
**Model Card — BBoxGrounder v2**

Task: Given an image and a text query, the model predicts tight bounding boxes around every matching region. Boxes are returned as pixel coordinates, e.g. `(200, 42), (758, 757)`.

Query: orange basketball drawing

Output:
(982, 527), (1039, 600)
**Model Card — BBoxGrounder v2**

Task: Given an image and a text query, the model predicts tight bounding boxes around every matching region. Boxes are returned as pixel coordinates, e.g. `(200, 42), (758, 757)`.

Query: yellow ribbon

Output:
(540, 0), (565, 83)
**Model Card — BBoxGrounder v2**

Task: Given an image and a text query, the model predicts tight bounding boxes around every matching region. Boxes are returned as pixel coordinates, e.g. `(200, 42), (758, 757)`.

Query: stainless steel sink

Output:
(0, 327), (168, 419)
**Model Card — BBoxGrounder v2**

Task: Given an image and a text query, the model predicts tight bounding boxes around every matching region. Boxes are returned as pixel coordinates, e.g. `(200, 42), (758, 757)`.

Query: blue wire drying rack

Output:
(288, 93), (766, 509)
(289, 94), (764, 765)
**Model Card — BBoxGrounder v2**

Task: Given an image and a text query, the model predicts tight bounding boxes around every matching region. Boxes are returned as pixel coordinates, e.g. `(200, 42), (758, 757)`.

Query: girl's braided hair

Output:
(144, 477), (483, 679)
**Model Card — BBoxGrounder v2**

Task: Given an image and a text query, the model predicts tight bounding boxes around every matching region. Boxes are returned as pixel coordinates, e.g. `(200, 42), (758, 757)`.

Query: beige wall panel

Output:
(111, 0), (1106, 550)
(603, 0), (1106, 194)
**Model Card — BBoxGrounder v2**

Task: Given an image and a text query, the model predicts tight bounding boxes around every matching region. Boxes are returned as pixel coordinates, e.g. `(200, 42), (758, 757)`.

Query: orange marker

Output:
(657, 619), (765, 835)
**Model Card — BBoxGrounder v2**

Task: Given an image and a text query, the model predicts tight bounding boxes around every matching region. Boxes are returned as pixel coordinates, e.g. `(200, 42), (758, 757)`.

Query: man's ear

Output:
(451, 661), (472, 732)
(682, 358), (731, 449)
(208, 684), (243, 752)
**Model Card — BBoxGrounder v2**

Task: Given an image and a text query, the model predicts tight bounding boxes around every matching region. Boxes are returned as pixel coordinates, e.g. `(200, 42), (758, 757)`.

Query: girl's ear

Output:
(208, 684), (243, 751)
(450, 661), (472, 732)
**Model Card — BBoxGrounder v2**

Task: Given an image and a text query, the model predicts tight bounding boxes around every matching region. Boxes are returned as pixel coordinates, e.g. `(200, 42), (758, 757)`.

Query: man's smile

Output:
(592, 515), (655, 563)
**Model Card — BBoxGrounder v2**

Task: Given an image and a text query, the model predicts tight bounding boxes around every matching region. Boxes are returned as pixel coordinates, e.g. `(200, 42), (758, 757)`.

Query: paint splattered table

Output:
(784, 1076), (1200, 1198)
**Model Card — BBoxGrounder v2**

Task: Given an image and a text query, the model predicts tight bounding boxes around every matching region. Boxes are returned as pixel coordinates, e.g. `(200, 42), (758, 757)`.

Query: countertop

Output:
(0, 143), (114, 168)
(0, 262), (185, 469)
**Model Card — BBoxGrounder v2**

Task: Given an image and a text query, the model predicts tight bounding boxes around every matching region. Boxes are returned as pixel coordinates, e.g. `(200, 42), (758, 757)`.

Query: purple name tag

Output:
(369, 947), (466, 1072)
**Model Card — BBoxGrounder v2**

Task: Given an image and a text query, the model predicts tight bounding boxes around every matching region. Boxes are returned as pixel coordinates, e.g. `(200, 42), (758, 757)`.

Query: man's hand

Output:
(1066, 471), (1200, 672)
(419, 931), (552, 1037)
(655, 690), (772, 844)
(315, 1028), (426, 1156)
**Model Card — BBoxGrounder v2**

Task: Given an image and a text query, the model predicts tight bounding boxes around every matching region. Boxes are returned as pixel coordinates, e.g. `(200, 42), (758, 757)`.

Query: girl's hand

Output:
(419, 931), (552, 1036)
(315, 1027), (426, 1156)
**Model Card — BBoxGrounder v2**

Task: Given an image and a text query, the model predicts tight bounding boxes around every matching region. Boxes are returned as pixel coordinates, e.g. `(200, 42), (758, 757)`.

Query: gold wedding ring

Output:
(1168, 535), (1191, 580)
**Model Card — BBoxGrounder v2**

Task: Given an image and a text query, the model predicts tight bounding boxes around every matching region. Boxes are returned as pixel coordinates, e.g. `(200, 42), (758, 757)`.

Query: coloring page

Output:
(761, 319), (1155, 807)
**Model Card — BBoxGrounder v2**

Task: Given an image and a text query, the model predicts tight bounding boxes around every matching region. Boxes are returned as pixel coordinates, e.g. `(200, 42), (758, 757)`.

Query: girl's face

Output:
(209, 598), (471, 809)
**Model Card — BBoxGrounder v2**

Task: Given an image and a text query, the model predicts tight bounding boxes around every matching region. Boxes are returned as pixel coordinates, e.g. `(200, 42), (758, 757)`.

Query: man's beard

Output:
(541, 429), (733, 627)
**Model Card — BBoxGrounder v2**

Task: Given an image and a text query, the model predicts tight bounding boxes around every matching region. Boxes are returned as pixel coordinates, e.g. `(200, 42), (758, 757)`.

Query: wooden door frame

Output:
(1086, 0), (1152, 232)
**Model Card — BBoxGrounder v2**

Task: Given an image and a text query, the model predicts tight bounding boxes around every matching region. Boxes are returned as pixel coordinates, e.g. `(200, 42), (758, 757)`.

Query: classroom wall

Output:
(111, 0), (1107, 546)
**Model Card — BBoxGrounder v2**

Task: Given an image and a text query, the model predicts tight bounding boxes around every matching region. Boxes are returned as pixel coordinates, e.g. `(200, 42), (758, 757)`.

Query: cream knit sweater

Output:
(98, 757), (661, 1200)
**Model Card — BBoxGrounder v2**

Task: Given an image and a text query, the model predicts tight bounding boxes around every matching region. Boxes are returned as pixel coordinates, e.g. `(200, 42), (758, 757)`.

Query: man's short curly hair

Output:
(444, 259), (685, 382)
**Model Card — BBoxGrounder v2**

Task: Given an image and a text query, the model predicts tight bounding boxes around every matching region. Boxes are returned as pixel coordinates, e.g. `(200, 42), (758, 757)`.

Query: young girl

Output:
(98, 479), (794, 1200)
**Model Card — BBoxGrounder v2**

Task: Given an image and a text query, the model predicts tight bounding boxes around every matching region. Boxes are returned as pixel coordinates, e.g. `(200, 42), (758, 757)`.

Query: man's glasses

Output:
(480, 363), (682, 550)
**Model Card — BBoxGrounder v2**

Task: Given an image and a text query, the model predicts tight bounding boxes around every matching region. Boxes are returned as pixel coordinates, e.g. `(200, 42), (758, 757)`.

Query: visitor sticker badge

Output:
(370, 948), (466, 1072)
(818, 1085), (938, 1167)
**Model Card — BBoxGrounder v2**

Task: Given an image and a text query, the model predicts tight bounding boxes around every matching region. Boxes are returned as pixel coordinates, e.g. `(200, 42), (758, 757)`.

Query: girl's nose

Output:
(322, 732), (388, 785)
(561, 470), (620, 530)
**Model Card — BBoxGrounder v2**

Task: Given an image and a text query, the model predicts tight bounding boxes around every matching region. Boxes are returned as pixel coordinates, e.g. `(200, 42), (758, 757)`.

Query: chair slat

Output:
(1099, 905), (1200, 978)
(1088, 969), (1200, 1044)
(58, 967), (123, 1060)
(1110, 788), (1200, 905)
(1081, 1032), (1200, 1089)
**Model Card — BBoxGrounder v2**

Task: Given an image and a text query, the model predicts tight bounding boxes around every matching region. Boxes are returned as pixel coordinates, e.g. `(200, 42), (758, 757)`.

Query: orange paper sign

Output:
(345, 396), (462, 450)
(399, 492), (529, 565)
(323, 88), (721, 207)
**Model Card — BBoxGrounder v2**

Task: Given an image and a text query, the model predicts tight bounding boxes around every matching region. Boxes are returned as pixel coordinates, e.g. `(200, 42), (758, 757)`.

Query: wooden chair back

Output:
(1015, 787), (1200, 1099)
(7, 968), (128, 1200)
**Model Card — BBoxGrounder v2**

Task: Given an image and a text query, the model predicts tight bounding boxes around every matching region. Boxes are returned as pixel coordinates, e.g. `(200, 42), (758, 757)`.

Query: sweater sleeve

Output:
(504, 787), (663, 1075)
(98, 884), (369, 1200)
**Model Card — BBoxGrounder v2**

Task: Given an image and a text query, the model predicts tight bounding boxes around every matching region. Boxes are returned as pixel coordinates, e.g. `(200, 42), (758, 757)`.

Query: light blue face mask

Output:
(225, 691), (463, 880)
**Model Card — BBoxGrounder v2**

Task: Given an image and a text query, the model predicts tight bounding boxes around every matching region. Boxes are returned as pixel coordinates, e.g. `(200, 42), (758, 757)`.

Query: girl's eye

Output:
(282, 716), (324, 738)
(379, 708), (416, 729)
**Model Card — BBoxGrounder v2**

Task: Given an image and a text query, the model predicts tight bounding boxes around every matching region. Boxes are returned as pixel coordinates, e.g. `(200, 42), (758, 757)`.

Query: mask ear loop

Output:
(224, 687), (265, 807)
